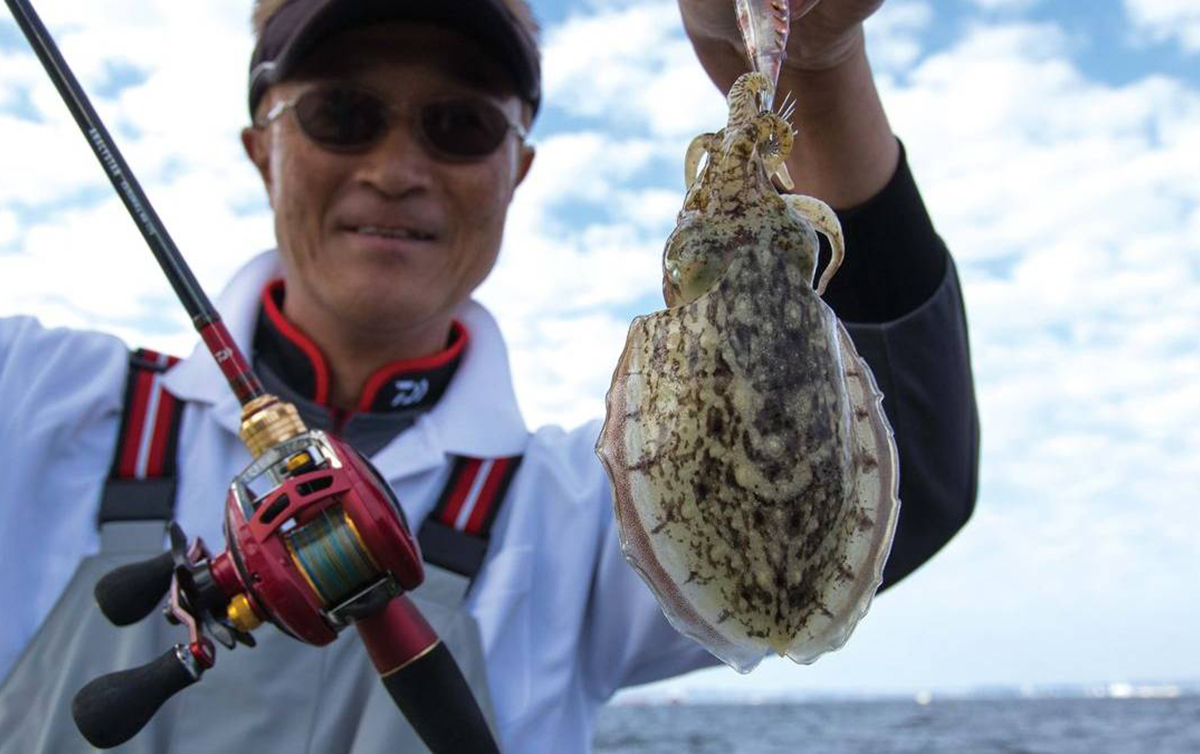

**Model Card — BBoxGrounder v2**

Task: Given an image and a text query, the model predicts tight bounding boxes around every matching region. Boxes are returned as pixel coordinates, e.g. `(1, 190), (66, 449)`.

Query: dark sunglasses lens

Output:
(294, 89), (387, 149)
(421, 100), (511, 159)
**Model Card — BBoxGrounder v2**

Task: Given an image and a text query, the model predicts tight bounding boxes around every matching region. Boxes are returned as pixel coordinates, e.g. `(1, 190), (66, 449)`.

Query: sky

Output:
(1, 0), (1198, 701)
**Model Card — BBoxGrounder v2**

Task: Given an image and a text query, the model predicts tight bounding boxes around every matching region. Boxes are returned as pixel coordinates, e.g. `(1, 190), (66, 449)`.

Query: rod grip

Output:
(379, 642), (500, 754)
(93, 551), (176, 625)
(357, 596), (499, 753)
(72, 645), (199, 749)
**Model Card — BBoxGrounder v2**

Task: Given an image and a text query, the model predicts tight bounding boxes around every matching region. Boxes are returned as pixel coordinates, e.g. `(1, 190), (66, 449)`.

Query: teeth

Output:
(356, 225), (433, 241)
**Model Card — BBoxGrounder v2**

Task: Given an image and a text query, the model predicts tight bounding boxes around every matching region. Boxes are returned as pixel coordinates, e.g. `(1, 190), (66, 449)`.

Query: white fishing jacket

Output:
(0, 250), (715, 752)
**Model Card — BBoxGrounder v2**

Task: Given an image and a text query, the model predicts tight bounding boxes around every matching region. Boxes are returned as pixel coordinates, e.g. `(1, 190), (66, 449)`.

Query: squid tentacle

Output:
(782, 194), (844, 295)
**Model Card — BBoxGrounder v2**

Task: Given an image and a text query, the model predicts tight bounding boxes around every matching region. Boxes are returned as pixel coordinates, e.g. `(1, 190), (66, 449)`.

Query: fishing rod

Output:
(3, 1), (499, 751)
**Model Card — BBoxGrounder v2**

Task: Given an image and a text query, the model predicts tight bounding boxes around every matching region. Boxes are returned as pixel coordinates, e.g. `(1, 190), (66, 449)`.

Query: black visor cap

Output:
(249, 0), (541, 118)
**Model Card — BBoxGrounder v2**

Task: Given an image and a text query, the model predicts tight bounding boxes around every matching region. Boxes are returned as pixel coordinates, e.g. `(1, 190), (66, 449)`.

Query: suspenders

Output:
(99, 348), (521, 580)
(99, 349), (185, 524)
(416, 456), (523, 579)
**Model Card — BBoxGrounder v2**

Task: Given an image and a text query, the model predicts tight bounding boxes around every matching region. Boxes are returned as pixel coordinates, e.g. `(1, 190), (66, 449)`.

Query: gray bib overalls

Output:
(0, 351), (516, 752)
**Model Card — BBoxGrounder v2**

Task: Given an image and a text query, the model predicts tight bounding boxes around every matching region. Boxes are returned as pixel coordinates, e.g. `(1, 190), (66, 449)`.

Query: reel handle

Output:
(93, 551), (176, 626)
(71, 645), (201, 749)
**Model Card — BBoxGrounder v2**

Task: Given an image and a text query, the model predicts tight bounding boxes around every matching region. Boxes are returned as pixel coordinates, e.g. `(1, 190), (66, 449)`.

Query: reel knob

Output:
(93, 551), (176, 626)
(71, 644), (202, 749)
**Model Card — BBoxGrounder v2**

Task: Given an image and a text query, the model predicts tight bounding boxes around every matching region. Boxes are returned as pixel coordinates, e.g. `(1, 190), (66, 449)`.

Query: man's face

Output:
(243, 23), (535, 344)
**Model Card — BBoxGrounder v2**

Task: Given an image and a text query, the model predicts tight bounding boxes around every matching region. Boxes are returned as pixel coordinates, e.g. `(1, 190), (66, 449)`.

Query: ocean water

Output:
(593, 695), (1200, 753)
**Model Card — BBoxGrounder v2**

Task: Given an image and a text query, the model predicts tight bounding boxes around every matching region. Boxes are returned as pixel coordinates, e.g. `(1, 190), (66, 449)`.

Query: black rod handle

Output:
(358, 597), (500, 753)
(72, 645), (200, 749)
(93, 551), (176, 626)
(380, 642), (501, 754)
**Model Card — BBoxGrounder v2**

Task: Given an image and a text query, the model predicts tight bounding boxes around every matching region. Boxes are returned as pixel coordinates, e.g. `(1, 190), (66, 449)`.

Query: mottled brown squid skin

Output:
(598, 71), (896, 666)
(618, 224), (858, 649)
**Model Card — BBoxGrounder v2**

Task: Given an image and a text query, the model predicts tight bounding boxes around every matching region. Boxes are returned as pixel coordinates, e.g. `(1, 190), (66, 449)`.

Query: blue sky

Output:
(2, 0), (1198, 700)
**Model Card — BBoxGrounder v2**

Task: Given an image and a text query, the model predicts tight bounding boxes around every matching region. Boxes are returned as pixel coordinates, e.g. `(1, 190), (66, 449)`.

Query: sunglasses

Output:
(261, 85), (527, 161)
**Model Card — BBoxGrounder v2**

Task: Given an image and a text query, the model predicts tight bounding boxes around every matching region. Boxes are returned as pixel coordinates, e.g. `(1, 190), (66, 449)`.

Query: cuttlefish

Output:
(596, 71), (900, 673)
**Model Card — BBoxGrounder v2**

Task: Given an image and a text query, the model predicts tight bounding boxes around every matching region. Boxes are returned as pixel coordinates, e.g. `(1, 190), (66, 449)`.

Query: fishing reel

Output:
(73, 396), (497, 752)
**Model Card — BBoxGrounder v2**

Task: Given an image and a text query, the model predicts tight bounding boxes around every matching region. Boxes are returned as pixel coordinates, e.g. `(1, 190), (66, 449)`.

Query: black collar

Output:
(253, 279), (467, 415)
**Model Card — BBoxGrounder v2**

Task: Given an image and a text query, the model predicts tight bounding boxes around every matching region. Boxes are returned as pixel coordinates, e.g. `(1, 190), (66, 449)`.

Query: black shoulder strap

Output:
(98, 348), (186, 525)
(417, 455), (523, 579)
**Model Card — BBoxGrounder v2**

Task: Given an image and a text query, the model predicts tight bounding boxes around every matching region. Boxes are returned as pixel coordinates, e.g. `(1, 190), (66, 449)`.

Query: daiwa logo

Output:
(391, 378), (429, 407)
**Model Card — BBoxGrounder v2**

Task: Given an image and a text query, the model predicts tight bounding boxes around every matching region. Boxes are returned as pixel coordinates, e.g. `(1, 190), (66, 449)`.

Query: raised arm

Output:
(676, 0), (978, 588)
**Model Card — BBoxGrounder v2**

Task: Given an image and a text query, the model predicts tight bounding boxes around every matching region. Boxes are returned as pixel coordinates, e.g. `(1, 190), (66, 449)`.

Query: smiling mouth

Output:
(351, 225), (437, 242)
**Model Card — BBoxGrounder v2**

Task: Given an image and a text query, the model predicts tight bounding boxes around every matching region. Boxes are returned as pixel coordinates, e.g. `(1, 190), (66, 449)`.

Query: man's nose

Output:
(354, 118), (436, 196)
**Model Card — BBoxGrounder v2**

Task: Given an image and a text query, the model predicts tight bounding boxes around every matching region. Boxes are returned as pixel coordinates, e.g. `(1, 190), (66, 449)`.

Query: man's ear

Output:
(241, 125), (273, 200)
(514, 143), (535, 189)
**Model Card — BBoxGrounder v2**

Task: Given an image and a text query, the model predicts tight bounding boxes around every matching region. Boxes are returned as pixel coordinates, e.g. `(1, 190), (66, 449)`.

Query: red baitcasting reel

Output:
(77, 399), (495, 751)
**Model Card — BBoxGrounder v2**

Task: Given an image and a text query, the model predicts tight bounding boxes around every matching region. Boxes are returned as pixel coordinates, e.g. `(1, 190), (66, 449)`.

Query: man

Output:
(0, 0), (977, 751)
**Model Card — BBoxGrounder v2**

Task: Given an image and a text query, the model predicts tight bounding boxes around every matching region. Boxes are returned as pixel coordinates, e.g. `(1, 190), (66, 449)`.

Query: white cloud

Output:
(478, 129), (677, 428)
(865, 1), (934, 70)
(967, 0), (1041, 11)
(0, 1), (269, 357)
(1124, 0), (1200, 53)
(877, 20), (1200, 551)
(851, 19), (1200, 688)
(0, 209), (15, 244)
(543, 1), (726, 138)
